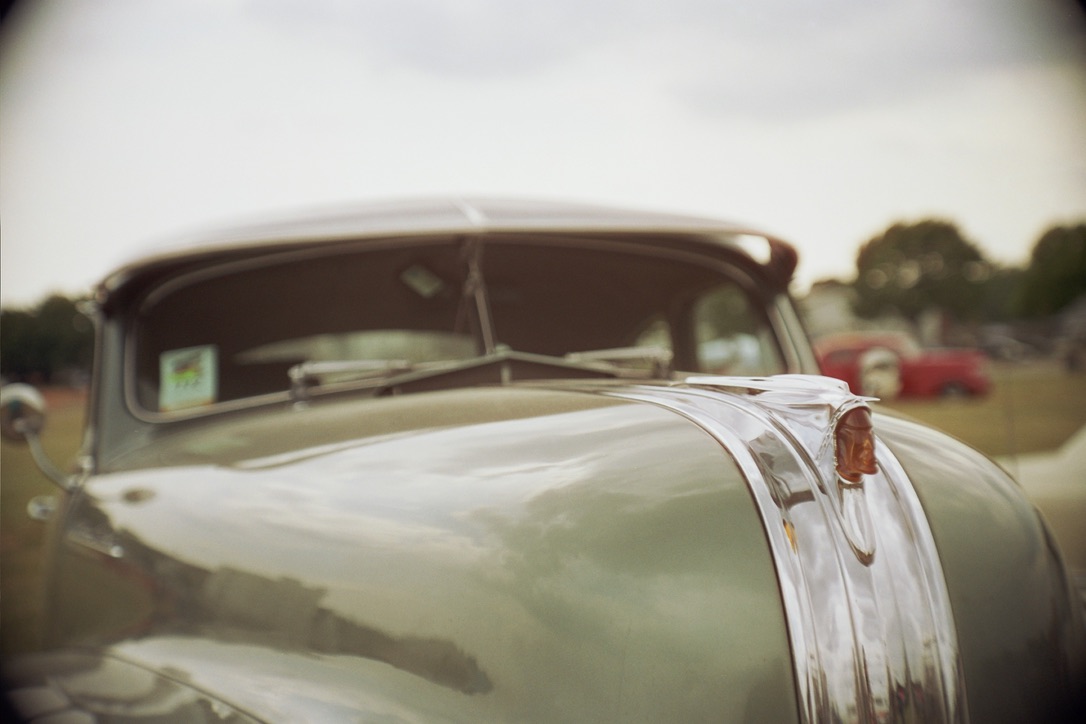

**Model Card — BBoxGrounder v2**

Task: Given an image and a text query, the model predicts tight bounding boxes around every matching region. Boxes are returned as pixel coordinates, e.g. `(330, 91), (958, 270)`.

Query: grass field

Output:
(1, 388), (85, 656)
(2, 363), (1084, 659)
(880, 360), (1086, 458)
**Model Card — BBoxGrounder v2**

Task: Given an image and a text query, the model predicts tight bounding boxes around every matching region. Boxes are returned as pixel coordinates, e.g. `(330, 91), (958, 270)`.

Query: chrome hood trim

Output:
(606, 375), (968, 723)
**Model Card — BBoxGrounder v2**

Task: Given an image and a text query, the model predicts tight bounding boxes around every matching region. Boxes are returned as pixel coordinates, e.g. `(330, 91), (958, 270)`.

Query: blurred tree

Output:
(0, 308), (37, 379)
(978, 267), (1027, 322)
(852, 220), (990, 322)
(1015, 223), (1086, 318)
(0, 295), (93, 383)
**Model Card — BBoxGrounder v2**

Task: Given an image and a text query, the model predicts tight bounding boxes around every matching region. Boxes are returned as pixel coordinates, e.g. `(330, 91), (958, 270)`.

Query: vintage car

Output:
(813, 331), (992, 399)
(2, 198), (1084, 722)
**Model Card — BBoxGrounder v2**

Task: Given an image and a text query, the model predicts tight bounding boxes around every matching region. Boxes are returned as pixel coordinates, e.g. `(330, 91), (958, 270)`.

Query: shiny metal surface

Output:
(4, 650), (259, 722)
(609, 376), (967, 723)
(0, 383), (47, 440)
(0, 383), (74, 489)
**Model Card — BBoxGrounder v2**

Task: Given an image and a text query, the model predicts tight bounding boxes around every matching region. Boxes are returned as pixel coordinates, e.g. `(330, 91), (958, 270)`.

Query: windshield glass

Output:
(132, 237), (784, 413)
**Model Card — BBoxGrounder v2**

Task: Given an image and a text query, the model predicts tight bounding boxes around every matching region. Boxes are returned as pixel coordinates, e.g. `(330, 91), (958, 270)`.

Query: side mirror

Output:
(1, 384), (72, 489)
(1, 383), (47, 441)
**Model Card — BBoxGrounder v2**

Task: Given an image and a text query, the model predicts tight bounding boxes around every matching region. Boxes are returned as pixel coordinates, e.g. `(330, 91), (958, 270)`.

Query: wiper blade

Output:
(371, 348), (622, 396)
(288, 346), (674, 403)
(564, 346), (673, 378)
(289, 359), (413, 402)
(372, 346), (673, 397)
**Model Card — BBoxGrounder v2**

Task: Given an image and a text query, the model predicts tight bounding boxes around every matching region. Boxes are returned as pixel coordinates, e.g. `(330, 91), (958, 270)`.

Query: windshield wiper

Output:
(564, 346), (673, 378)
(369, 346), (675, 396)
(289, 359), (414, 403)
(288, 345), (674, 403)
(369, 348), (624, 397)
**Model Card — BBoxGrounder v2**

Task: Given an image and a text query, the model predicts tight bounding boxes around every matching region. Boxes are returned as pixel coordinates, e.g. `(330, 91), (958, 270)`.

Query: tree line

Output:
(1, 219), (1084, 382)
(849, 220), (1086, 326)
(1, 295), (94, 384)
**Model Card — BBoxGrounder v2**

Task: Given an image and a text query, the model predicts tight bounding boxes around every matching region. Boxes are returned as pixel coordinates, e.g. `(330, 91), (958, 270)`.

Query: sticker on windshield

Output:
(160, 345), (218, 411)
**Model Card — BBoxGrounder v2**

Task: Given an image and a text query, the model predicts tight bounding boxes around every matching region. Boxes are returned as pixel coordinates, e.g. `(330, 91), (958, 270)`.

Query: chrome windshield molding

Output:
(606, 376), (967, 724)
(770, 295), (821, 374)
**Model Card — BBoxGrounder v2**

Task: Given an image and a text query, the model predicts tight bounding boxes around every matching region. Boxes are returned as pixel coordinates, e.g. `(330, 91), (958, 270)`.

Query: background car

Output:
(2, 198), (1083, 722)
(814, 330), (992, 399)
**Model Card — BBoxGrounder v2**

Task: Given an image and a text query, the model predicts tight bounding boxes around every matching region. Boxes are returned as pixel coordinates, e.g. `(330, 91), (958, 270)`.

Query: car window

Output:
(133, 242), (469, 412)
(693, 284), (784, 375)
(131, 238), (781, 413)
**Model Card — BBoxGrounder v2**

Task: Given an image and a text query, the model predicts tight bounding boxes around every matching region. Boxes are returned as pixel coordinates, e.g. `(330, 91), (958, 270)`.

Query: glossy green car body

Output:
(4, 199), (1084, 722)
(44, 387), (800, 721)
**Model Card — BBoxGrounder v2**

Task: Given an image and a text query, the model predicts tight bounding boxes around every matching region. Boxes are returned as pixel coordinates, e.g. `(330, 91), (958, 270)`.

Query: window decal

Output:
(160, 345), (218, 411)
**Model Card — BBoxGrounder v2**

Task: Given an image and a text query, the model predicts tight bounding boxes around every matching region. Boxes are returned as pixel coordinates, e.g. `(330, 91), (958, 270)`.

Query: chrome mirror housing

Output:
(0, 383), (47, 441)
(1, 384), (72, 490)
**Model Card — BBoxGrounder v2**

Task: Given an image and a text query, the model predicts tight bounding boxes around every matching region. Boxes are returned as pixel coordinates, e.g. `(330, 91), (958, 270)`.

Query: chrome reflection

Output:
(4, 650), (257, 722)
(611, 375), (967, 724)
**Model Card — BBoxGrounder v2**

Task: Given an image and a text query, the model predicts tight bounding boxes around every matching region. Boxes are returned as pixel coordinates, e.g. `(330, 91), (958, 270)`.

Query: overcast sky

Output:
(2, 0), (1085, 305)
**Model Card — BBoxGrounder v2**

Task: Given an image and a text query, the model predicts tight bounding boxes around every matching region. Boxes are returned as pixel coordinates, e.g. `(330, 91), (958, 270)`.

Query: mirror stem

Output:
(20, 423), (74, 490)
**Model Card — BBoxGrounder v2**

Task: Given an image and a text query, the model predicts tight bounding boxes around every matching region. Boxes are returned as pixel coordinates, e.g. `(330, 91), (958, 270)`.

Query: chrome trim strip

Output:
(771, 295), (821, 374)
(607, 378), (967, 723)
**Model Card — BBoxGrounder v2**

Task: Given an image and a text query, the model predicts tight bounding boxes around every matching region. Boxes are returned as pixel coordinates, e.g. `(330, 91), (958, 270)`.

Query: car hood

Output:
(52, 385), (800, 722)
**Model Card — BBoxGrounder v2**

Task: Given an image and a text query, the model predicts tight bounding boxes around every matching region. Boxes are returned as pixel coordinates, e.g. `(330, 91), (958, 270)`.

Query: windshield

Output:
(131, 236), (785, 413)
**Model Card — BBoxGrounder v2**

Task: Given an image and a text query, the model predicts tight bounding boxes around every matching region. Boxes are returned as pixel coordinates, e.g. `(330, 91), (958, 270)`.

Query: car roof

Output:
(95, 196), (799, 310)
